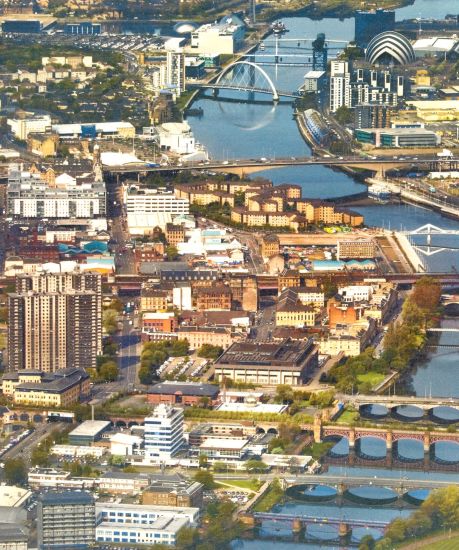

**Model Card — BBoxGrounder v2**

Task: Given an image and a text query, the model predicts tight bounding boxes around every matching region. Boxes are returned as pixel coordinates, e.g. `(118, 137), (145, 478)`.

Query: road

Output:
(1, 422), (66, 465)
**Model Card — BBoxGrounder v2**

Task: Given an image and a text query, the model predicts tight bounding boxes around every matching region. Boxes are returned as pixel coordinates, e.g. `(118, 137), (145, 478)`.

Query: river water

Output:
(186, 0), (459, 545)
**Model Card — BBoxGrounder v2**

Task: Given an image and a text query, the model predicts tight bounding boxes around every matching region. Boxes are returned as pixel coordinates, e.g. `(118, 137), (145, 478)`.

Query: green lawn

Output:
(418, 535), (459, 549)
(218, 479), (263, 492)
(306, 441), (335, 459)
(337, 409), (359, 424)
(357, 371), (386, 387)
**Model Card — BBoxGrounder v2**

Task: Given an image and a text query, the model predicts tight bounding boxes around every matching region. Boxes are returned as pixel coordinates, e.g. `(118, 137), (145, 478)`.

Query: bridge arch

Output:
(215, 61), (280, 101)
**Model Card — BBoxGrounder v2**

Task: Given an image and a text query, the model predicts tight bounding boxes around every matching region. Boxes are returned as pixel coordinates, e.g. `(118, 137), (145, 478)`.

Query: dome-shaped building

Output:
(173, 21), (198, 35)
(366, 31), (415, 65)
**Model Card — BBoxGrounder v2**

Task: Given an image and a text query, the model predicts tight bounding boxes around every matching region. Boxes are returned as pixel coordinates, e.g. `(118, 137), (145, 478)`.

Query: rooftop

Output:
(39, 491), (94, 506)
(148, 381), (220, 398)
(68, 420), (111, 438)
(199, 438), (248, 450)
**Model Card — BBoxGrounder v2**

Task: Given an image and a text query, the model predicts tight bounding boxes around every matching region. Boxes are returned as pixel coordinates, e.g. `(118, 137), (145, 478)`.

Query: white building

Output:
(7, 115), (52, 140)
(303, 70), (326, 92)
(50, 444), (107, 458)
(329, 61), (351, 112)
(7, 167), (106, 220)
(166, 52), (185, 95)
(0, 486), (32, 508)
(95, 503), (199, 547)
(157, 122), (196, 155)
(172, 286), (192, 310)
(124, 187), (189, 233)
(51, 121), (135, 139)
(190, 22), (245, 55)
(110, 433), (143, 456)
(144, 405), (185, 463)
(338, 285), (373, 302)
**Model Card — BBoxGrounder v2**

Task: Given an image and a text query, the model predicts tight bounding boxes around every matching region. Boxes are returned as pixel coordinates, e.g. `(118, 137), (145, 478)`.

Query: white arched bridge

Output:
(190, 60), (302, 101)
(400, 224), (459, 257)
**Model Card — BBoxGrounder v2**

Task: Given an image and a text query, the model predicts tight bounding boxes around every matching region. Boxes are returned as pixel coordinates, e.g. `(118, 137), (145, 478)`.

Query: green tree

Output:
(4, 458), (27, 485)
(165, 245), (179, 261)
(197, 344), (223, 359)
(176, 526), (199, 549)
(245, 459), (269, 473)
(194, 469), (216, 489)
(99, 360), (119, 382)
(334, 105), (353, 125)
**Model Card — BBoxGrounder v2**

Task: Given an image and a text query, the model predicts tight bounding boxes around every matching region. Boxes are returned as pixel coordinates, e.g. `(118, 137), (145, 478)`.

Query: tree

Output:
(165, 245), (179, 261)
(99, 360), (119, 382)
(274, 384), (294, 404)
(197, 344), (223, 360)
(103, 308), (118, 335)
(194, 469), (216, 489)
(31, 447), (50, 467)
(335, 105), (353, 125)
(176, 526), (198, 549)
(4, 458), (27, 485)
(245, 459), (269, 473)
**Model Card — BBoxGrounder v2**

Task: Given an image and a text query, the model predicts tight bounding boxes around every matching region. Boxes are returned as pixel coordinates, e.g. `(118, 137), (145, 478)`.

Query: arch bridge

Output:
(191, 60), (302, 101)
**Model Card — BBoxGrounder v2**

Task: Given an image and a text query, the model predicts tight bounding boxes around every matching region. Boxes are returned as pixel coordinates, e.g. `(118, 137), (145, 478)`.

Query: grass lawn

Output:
(306, 441), (335, 459)
(428, 537), (459, 549)
(217, 479), (262, 492)
(253, 482), (283, 513)
(337, 409), (359, 424)
(357, 371), (386, 387)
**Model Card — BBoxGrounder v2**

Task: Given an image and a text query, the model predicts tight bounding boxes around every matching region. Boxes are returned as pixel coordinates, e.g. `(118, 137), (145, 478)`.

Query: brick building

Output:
(195, 285), (232, 311)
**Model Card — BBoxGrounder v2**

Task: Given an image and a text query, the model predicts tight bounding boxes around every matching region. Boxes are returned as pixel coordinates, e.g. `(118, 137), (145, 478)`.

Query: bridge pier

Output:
(385, 450), (393, 469)
(348, 428), (355, 450)
(339, 522), (352, 540)
(386, 431), (393, 451)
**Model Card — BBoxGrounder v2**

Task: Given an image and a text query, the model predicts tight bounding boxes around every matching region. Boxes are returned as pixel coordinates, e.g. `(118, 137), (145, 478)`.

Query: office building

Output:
(214, 338), (318, 386)
(6, 166), (106, 220)
(355, 9), (395, 47)
(144, 405), (185, 463)
(125, 186), (189, 234)
(190, 21), (245, 55)
(1, 368), (90, 407)
(166, 52), (185, 95)
(68, 420), (111, 445)
(37, 491), (95, 550)
(8, 272), (102, 372)
(337, 240), (377, 260)
(142, 474), (203, 508)
(95, 503), (198, 547)
(7, 115), (51, 140)
(354, 127), (440, 148)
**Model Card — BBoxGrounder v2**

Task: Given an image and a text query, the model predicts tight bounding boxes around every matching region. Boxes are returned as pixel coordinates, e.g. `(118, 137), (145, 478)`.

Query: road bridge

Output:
(253, 511), (389, 530)
(103, 156), (448, 176)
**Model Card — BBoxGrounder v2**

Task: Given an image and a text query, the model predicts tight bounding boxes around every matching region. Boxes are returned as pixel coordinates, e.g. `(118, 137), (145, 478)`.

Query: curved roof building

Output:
(366, 31), (415, 65)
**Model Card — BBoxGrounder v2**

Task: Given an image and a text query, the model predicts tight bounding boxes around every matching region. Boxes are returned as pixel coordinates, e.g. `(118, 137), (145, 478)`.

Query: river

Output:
(184, 0), (459, 546)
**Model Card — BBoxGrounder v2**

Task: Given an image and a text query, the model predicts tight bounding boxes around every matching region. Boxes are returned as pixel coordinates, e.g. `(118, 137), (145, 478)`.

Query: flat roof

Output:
(69, 420), (111, 438)
(148, 381), (220, 398)
(199, 438), (248, 450)
(40, 491), (94, 506)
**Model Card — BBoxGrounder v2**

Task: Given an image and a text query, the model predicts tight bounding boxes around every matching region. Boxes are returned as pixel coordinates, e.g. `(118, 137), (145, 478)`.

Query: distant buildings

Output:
(147, 382), (220, 408)
(8, 272), (102, 372)
(144, 405), (185, 463)
(37, 491), (95, 550)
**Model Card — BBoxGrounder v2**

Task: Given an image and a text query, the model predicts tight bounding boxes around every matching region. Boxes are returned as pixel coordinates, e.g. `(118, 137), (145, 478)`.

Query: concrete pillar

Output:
(292, 519), (302, 533)
(386, 431), (393, 451)
(339, 522), (351, 538)
(348, 428), (355, 449)
(423, 432), (431, 454)
(313, 414), (322, 443)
